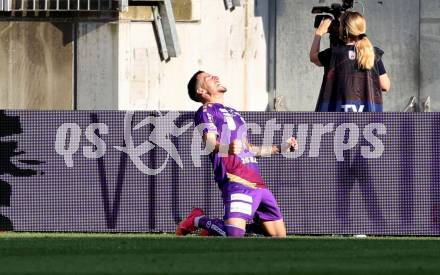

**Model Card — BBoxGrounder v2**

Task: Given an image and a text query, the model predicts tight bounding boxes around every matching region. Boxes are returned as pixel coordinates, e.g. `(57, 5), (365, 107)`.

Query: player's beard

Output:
(218, 84), (227, 93)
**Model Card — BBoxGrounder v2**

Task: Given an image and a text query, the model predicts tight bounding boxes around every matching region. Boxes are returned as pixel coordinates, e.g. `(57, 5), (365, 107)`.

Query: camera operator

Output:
(310, 11), (391, 112)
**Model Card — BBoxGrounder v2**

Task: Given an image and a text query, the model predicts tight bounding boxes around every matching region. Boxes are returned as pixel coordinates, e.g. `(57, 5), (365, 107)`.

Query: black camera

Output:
(312, 0), (354, 46)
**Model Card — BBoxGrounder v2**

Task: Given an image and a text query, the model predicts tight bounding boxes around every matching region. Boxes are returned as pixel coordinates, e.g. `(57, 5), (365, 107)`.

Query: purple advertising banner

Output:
(0, 110), (439, 235)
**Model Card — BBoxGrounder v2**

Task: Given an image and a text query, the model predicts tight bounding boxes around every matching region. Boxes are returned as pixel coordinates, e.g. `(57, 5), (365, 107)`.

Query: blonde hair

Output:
(341, 12), (375, 70)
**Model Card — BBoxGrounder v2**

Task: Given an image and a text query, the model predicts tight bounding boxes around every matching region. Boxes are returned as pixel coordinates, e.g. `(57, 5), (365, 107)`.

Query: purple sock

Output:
(197, 217), (226, 236)
(225, 225), (245, 237)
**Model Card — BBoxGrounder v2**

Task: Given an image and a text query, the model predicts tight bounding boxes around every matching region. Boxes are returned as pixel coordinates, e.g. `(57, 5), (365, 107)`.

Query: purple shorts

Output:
(222, 182), (283, 222)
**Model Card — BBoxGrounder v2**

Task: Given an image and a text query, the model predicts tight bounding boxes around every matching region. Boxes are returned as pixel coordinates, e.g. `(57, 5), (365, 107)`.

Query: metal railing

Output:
(0, 0), (180, 59)
(224, 0), (241, 10)
(0, 0), (128, 11)
(130, 0), (180, 60)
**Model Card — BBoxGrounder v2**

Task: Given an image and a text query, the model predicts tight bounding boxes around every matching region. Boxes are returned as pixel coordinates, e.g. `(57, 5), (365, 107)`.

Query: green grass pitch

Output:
(1, 233), (440, 275)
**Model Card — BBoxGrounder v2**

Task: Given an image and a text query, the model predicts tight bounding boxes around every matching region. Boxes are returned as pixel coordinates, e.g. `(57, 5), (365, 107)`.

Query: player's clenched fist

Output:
(288, 137), (298, 152)
(228, 140), (243, 155)
(280, 137), (298, 153)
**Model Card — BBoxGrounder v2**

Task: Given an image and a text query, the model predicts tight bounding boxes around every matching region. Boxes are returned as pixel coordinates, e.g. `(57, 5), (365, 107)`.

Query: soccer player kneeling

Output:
(176, 71), (298, 238)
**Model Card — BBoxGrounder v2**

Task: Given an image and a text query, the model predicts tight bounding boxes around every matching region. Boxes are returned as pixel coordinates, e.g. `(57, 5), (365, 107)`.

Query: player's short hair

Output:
(187, 71), (204, 102)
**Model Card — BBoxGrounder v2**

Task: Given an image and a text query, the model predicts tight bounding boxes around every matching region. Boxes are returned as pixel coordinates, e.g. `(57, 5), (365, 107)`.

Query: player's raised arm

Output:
(246, 137), (298, 157)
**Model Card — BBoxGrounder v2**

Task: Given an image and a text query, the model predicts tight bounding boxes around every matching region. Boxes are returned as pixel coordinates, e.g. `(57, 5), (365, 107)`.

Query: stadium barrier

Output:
(0, 110), (439, 235)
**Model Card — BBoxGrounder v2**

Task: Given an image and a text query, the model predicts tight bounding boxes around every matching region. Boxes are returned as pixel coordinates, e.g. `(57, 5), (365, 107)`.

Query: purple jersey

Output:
(194, 103), (266, 189)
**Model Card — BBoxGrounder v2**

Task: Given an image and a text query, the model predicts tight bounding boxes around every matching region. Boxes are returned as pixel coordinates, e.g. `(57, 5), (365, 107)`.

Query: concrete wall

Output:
(420, 0), (440, 112)
(0, 0), (270, 111)
(115, 0), (270, 111)
(76, 23), (118, 110)
(0, 22), (72, 109)
(364, 0), (420, 112)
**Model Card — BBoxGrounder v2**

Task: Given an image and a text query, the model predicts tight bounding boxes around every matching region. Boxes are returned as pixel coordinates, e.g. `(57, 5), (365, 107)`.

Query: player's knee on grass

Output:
(225, 225), (246, 237)
(224, 217), (246, 237)
(262, 219), (287, 238)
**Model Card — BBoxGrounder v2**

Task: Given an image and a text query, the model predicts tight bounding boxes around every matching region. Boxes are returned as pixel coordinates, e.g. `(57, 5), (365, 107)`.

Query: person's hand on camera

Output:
(315, 18), (332, 36)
